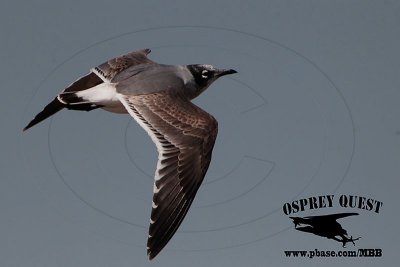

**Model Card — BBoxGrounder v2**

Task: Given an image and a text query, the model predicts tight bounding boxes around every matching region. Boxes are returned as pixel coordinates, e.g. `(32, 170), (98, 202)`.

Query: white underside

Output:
(75, 83), (127, 113)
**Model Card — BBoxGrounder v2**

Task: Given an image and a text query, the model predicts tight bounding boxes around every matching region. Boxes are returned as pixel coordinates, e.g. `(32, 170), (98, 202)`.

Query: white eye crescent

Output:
(201, 70), (209, 78)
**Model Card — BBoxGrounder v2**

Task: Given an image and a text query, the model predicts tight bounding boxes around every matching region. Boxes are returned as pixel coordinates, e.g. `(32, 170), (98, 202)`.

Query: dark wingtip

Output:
(147, 249), (157, 261)
(22, 97), (65, 132)
(22, 121), (35, 132)
(147, 244), (165, 261)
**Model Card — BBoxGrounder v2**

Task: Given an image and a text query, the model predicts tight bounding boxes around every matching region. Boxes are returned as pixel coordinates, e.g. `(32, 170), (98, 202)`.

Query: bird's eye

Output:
(201, 70), (209, 79)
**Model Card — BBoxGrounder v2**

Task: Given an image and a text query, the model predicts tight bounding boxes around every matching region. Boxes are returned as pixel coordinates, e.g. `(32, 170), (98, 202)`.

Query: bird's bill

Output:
(215, 68), (238, 77)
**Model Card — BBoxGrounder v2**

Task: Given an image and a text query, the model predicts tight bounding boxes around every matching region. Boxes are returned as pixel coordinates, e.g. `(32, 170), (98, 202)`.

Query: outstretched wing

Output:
(64, 48), (154, 92)
(92, 48), (154, 82)
(117, 90), (218, 260)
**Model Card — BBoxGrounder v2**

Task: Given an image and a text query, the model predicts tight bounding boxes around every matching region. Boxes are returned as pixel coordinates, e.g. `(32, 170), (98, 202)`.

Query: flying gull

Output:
(23, 48), (237, 259)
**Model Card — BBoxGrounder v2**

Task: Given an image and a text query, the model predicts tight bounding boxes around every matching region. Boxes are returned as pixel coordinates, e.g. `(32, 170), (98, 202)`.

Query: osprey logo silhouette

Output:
(283, 195), (383, 258)
(290, 213), (360, 247)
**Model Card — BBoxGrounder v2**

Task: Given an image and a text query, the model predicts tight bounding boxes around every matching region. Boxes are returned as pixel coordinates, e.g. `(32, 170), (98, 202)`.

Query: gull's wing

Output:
(117, 91), (218, 260)
(92, 48), (154, 82)
(23, 70), (106, 131)
(23, 49), (153, 131)
(62, 48), (154, 93)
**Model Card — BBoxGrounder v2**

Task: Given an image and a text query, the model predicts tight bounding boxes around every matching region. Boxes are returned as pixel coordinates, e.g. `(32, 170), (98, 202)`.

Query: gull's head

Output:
(187, 64), (237, 93)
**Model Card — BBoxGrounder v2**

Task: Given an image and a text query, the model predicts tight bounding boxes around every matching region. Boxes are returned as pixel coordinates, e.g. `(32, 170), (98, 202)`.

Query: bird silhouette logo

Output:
(290, 213), (361, 247)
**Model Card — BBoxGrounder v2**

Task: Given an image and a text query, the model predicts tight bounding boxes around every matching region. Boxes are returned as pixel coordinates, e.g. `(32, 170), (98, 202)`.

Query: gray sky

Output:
(1, 1), (399, 266)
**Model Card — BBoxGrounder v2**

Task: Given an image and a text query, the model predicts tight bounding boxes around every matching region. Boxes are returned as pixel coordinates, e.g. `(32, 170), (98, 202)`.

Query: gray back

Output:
(115, 64), (187, 95)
